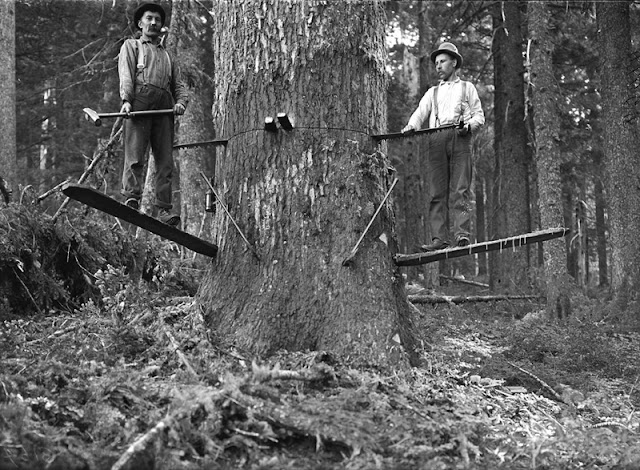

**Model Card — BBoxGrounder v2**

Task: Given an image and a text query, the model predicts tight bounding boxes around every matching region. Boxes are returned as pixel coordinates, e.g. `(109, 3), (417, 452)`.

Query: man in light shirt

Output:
(402, 42), (485, 251)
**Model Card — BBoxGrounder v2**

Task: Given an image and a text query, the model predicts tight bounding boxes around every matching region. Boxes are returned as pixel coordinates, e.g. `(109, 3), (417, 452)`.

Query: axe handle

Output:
(99, 109), (175, 119)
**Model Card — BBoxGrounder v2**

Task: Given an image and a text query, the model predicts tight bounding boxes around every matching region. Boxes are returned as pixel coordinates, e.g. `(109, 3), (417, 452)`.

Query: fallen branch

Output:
(164, 327), (199, 378)
(506, 361), (563, 403)
(53, 124), (123, 222)
(37, 177), (72, 203)
(12, 268), (42, 315)
(439, 275), (489, 288)
(212, 344), (249, 363)
(111, 413), (177, 470)
(251, 362), (335, 383)
(590, 420), (634, 432)
(408, 294), (543, 304)
(127, 309), (155, 326)
(26, 324), (78, 345)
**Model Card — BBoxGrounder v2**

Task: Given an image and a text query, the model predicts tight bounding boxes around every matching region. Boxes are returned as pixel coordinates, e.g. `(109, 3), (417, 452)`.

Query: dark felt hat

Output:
(134, 3), (166, 28)
(430, 42), (463, 69)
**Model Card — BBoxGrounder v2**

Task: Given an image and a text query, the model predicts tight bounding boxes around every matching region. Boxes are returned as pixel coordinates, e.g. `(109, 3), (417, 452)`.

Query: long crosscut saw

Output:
(371, 123), (461, 141)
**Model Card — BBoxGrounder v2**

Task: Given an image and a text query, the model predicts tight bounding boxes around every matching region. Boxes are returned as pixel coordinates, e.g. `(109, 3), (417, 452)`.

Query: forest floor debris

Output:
(2, 284), (640, 469)
(2, 205), (640, 469)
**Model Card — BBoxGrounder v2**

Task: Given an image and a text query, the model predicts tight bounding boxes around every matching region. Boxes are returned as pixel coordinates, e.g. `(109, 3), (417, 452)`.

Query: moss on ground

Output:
(2, 203), (640, 469)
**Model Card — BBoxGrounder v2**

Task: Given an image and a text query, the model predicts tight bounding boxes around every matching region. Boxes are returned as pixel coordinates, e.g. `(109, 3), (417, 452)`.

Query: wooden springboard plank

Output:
(62, 184), (218, 258)
(394, 227), (570, 266)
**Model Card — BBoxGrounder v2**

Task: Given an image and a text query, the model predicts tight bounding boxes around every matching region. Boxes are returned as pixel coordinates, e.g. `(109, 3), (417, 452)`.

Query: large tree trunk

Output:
(528, 1), (573, 318)
(171, 0), (216, 238)
(562, 178), (578, 278)
(489, 0), (532, 292)
(593, 149), (608, 287)
(0, 0), (16, 200)
(200, 1), (419, 367)
(398, 19), (433, 284)
(475, 171), (488, 276)
(596, 1), (640, 299)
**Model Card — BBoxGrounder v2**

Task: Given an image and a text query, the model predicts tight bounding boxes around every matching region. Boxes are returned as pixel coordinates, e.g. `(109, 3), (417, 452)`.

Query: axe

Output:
(83, 107), (174, 126)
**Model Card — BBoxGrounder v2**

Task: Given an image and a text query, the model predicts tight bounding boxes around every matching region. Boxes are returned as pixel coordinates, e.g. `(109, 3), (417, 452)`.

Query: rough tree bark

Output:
(596, 1), (640, 299)
(593, 149), (608, 287)
(475, 171), (488, 276)
(0, 0), (16, 200)
(490, 0), (532, 292)
(528, 1), (573, 318)
(199, 1), (419, 367)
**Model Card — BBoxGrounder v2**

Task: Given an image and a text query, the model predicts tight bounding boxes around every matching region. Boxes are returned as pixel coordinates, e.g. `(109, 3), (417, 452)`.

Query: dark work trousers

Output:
(426, 128), (473, 242)
(121, 84), (175, 209)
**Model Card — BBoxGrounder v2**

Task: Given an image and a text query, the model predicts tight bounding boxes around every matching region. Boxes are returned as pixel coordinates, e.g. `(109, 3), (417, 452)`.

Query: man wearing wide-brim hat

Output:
(402, 42), (485, 252)
(133, 2), (166, 26)
(117, 2), (188, 226)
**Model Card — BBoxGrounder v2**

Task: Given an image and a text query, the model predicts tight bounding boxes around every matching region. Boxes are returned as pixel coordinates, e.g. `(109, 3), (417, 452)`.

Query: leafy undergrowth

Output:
(0, 202), (194, 319)
(2, 204), (640, 469)
(2, 274), (640, 469)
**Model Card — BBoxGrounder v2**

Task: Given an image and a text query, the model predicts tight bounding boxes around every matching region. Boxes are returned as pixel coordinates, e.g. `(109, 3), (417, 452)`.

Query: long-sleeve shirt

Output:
(406, 77), (485, 133)
(118, 38), (188, 107)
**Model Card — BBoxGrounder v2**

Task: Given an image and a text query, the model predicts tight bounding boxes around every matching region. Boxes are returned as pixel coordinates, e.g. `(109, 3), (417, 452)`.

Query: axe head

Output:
(83, 107), (102, 127)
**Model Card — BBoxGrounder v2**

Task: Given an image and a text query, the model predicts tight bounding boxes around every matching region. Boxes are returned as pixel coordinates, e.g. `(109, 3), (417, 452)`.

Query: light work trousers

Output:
(426, 128), (473, 242)
(121, 84), (175, 209)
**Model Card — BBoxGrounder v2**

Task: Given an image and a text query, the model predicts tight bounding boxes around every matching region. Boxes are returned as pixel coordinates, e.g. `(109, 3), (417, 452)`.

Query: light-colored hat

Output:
(430, 42), (463, 69)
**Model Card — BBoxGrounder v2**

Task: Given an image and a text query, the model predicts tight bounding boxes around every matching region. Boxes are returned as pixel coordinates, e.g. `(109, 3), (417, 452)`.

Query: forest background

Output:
(2, 1), (640, 469)
(3, 0), (640, 303)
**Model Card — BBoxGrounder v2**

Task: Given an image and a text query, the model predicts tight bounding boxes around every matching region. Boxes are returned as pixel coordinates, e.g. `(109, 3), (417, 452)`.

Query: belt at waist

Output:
(136, 82), (170, 93)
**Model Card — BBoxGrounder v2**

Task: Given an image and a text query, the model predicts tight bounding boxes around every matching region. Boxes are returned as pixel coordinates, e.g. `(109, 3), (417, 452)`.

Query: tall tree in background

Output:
(528, 1), (573, 317)
(593, 146), (608, 287)
(596, 1), (640, 300)
(415, 2), (440, 285)
(547, 6), (606, 287)
(15, 2), (126, 199)
(200, 1), (419, 367)
(393, 48), (424, 260)
(388, 2), (438, 287)
(170, 0), (216, 236)
(0, 0), (16, 201)
(490, 1), (531, 292)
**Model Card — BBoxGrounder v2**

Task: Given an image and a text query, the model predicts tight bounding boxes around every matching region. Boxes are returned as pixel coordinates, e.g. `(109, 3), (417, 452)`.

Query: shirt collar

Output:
(439, 76), (461, 86)
(140, 37), (164, 48)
